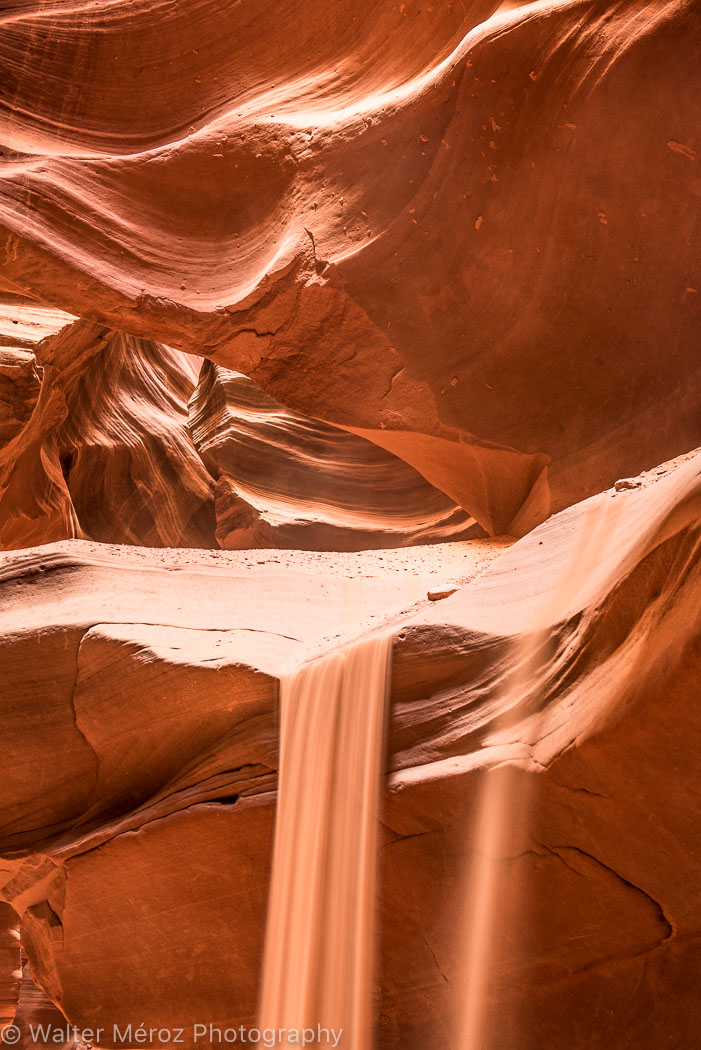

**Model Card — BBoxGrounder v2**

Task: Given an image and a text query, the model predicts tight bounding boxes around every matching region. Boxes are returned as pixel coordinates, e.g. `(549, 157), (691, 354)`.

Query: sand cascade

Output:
(259, 634), (392, 1048)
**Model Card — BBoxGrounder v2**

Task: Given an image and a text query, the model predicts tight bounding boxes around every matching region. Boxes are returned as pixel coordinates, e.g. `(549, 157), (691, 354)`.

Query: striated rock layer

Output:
(0, 311), (478, 553)
(0, 1), (697, 532)
(189, 361), (476, 551)
(0, 452), (699, 1048)
(0, 0), (699, 1046)
(0, 319), (216, 550)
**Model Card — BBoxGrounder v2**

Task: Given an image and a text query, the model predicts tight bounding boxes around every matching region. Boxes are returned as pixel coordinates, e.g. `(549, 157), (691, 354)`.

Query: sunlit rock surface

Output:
(0, 319), (216, 550)
(0, 1), (697, 532)
(0, 310), (479, 552)
(0, 0), (699, 1046)
(189, 361), (476, 551)
(1, 453), (699, 1048)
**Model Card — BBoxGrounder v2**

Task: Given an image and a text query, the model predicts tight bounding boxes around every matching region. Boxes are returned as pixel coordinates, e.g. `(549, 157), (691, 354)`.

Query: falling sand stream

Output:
(259, 633), (393, 1049)
(456, 499), (617, 1050)
(259, 501), (613, 1050)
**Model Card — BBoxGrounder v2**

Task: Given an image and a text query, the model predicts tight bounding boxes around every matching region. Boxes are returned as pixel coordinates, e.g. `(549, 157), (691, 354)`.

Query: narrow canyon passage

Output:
(259, 634), (393, 1048)
(0, 0), (697, 1043)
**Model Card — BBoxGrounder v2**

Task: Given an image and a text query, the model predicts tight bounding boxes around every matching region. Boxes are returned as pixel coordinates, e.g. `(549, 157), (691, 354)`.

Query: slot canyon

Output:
(0, 1), (699, 1049)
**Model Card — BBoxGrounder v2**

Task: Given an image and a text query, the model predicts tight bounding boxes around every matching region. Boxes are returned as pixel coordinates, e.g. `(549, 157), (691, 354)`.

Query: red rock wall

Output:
(0, 0), (697, 534)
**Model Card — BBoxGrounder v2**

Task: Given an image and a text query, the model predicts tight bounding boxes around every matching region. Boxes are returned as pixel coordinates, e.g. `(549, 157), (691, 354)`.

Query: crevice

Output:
(558, 784), (607, 799)
(67, 627), (101, 802)
(380, 826), (433, 848)
(537, 842), (585, 878)
(382, 365), (405, 401)
(58, 450), (73, 481)
(423, 936), (449, 984)
(58, 793), (246, 863)
(548, 844), (676, 942)
(81, 620), (301, 643)
(231, 326), (285, 340)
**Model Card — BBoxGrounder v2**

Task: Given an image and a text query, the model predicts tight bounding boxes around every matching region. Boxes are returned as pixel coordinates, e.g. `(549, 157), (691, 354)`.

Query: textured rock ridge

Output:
(0, 453), (699, 1048)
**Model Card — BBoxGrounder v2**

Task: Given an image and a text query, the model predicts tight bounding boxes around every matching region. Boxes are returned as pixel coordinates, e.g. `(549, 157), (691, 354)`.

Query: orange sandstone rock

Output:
(0, 1), (696, 530)
(0, 455), (698, 1049)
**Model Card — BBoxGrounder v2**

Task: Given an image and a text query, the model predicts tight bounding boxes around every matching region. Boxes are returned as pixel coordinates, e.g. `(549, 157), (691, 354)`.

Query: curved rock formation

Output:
(0, 310), (482, 553)
(0, 452), (699, 1048)
(0, 904), (20, 1033)
(0, 293), (74, 352)
(0, 2), (699, 1047)
(10, 965), (80, 1050)
(189, 361), (476, 550)
(0, 318), (216, 549)
(0, 293), (72, 451)
(0, 1), (697, 531)
(0, 350), (39, 451)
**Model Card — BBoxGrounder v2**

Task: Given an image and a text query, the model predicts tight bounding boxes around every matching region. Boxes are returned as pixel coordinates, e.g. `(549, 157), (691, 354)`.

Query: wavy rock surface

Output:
(11, 965), (80, 1050)
(0, 350), (39, 451)
(0, 318), (216, 549)
(0, 452), (699, 1049)
(0, 294), (74, 352)
(0, 295), (73, 450)
(0, 1), (698, 532)
(1, 0), (701, 529)
(0, 311), (483, 553)
(189, 361), (476, 550)
(0, 1), (699, 1046)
